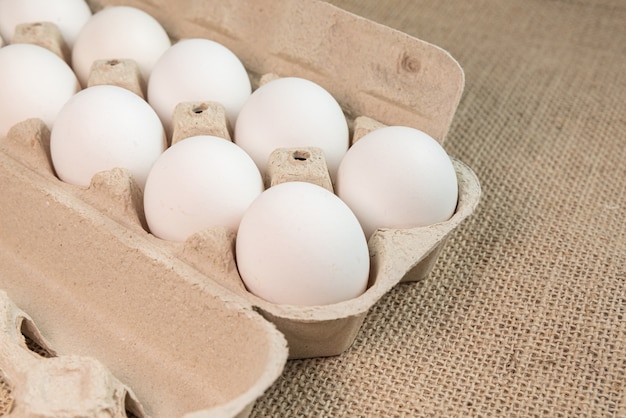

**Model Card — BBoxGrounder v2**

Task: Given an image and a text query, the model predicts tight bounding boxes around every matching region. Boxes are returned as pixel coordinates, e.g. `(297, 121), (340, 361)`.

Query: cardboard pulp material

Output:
(0, 290), (147, 417)
(0, 0), (481, 416)
(0, 119), (289, 418)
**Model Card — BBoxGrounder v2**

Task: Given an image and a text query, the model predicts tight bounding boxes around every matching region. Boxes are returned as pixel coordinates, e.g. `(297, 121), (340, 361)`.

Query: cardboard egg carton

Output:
(0, 290), (147, 417)
(0, 0), (481, 416)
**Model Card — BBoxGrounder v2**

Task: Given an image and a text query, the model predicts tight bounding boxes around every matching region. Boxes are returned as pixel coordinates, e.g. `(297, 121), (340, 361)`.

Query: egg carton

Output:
(0, 0), (481, 416)
(0, 290), (147, 417)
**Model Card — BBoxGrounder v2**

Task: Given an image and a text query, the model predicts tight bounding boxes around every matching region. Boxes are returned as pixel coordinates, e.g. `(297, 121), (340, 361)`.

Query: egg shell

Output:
(50, 84), (166, 189)
(236, 181), (370, 306)
(336, 125), (459, 238)
(143, 135), (264, 242)
(0, 43), (80, 139)
(234, 77), (349, 181)
(71, 5), (171, 86)
(147, 38), (252, 137)
(0, 0), (91, 48)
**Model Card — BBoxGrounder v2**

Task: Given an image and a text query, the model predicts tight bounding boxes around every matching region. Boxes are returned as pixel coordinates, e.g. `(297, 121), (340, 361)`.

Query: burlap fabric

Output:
(251, 0), (626, 416)
(0, 372), (11, 416)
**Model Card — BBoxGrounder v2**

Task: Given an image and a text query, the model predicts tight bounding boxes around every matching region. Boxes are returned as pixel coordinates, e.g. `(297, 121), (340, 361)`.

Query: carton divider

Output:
(12, 21), (71, 63)
(171, 101), (233, 145)
(88, 58), (146, 98)
(2, 118), (55, 178)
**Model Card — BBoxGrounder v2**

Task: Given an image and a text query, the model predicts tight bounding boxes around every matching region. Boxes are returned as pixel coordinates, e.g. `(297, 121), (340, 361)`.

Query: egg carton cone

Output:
(0, 0), (481, 416)
(11, 22), (71, 63)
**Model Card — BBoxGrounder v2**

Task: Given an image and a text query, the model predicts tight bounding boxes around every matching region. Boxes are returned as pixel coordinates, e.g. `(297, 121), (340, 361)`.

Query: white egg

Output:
(147, 38), (251, 137)
(0, 43), (80, 138)
(143, 135), (264, 242)
(50, 85), (166, 188)
(234, 77), (349, 181)
(0, 0), (91, 48)
(71, 6), (171, 86)
(236, 181), (370, 306)
(336, 126), (459, 238)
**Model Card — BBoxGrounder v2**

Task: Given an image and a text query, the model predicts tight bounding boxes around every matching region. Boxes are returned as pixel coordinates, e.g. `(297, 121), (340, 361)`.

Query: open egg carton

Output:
(0, 0), (481, 416)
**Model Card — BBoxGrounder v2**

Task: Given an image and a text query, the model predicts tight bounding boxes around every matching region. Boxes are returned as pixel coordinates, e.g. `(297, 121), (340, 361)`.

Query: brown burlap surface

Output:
(251, 0), (626, 416)
(0, 371), (11, 416)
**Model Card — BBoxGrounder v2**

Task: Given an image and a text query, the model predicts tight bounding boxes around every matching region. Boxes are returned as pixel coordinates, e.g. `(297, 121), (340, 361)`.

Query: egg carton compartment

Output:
(0, 0), (481, 416)
(158, 98), (480, 359)
(0, 290), (147, 417)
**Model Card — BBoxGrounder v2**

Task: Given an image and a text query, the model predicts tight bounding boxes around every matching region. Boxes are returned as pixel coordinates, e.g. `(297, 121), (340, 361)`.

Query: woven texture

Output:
(251, 0), (626, 416)
(0, 370), (12, 416)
